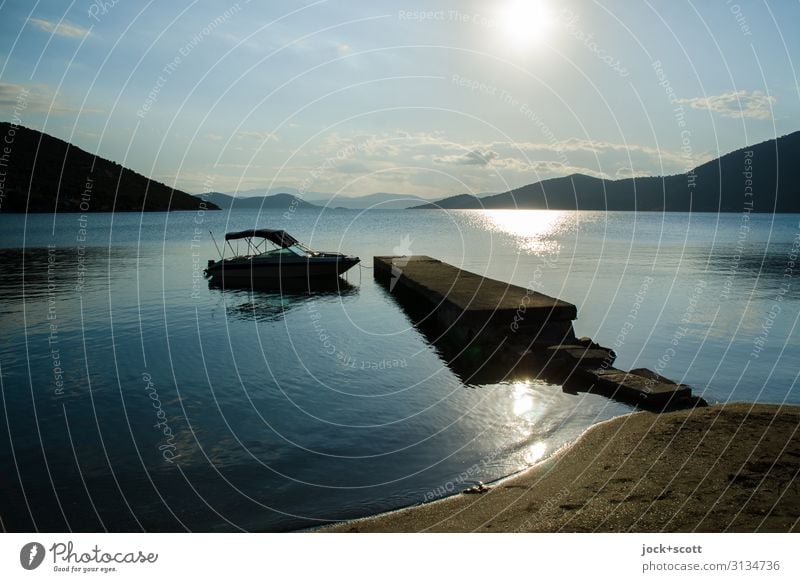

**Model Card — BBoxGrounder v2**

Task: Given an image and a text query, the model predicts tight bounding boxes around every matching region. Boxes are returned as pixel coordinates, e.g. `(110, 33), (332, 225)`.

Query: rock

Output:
(463, 481), (490, 494)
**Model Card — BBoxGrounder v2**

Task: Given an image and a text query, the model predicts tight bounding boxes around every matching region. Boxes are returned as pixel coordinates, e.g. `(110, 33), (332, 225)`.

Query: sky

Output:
(1, 0), (799, 198)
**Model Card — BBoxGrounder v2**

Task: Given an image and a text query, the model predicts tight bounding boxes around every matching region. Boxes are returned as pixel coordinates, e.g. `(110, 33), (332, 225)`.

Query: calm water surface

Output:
(1, 209), (797, 531)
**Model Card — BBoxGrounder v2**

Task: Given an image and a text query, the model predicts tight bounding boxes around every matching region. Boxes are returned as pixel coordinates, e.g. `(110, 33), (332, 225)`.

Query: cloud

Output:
(75, 130), (98, 140)
(434, 149), (499, 166)
(490, 158), (606, 178)
(203, 131), (278, 143)
(614, 166), (655, 179)
(236, 130), (278, 142)
(0, 82), (102, 114)
(675, 90), (775, 120)
(0, 83), (29, 109)
(213, 163), (266, 169)
(28, 17), (90, 39)
(462, 149), (499, 165)
(315, 132), (398, 158)
(500, 138), (688, 163)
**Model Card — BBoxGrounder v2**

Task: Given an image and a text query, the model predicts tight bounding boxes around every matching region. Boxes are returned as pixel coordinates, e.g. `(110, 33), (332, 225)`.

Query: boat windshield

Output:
(286, 244), (313, 257)
(258, 244), (312, 258)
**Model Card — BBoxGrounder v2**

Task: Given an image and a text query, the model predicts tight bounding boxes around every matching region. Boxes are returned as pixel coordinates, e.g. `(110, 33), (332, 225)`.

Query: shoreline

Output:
(321, 403), (800, 532)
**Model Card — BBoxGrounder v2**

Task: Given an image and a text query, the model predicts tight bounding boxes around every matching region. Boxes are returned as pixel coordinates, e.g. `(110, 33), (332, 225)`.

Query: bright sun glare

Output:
(497, 0), (554, 50)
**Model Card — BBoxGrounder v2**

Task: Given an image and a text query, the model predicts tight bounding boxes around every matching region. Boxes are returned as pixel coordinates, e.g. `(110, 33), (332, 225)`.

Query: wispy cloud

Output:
(675, 90), (775, 120)
(28, 17), (90, 39)
(0, 82), (29, 109)
(434, 149), (499, 166)
(487, 158), (606, 178)
(0, 82), (103, 114)
(236, 130), (278, 142)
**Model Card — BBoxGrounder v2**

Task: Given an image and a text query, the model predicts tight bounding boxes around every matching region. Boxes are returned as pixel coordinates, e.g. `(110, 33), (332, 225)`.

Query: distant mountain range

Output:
(197, 191), (319, 210)
(412, 132), (800, 212)
(196, 188), (440, 210)
(307, 191), (443, 210)
(0, 123), (216, 213)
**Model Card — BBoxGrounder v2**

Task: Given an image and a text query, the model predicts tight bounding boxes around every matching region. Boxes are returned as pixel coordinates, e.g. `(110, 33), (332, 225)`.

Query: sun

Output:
(497, 0), (555, 50)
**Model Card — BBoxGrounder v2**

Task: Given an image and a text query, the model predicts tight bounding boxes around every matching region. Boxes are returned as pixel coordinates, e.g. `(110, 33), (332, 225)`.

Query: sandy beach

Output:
(323, 403), (800, 532)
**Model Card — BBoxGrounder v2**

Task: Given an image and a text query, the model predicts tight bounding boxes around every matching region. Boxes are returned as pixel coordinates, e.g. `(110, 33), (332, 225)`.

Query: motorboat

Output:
(204, 229), (360, 284)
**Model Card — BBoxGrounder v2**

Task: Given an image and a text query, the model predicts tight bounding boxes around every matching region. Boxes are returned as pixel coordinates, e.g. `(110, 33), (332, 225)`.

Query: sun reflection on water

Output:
(476, 209), (571, 254)
(525, 441), (548, 464)
(512, 381), (535, 415)
(510, 382), (548, 464)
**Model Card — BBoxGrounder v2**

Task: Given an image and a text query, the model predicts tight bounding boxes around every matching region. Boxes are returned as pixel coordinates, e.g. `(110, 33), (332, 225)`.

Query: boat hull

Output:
(205, 255), (360, 284)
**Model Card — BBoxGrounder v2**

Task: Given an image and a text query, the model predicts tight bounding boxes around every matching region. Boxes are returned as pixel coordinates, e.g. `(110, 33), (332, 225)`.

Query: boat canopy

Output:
(224, 229), (299, 248)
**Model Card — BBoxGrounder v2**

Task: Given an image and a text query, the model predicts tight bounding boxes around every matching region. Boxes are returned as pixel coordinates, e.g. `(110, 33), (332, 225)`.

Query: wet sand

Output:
(322, 403), (800, 532)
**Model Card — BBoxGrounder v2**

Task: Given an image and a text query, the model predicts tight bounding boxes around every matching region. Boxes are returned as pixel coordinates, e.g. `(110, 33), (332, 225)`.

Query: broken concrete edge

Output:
(528, 348), (707, 412)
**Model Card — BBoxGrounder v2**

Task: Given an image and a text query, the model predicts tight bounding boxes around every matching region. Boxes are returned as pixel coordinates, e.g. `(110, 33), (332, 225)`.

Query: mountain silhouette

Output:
(0, 123), (218, 213)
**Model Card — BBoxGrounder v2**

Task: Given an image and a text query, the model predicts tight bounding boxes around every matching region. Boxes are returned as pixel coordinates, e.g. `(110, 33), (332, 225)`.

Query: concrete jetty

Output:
(374, 256), (705, 411)
(374, 255), (576, 346)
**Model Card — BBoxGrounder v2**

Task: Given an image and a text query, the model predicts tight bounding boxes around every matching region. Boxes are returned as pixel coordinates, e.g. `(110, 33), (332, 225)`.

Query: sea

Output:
(1, 208), (798, 531)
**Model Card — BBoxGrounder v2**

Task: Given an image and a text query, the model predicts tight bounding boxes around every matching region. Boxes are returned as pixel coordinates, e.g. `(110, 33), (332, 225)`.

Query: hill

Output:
(412, 131), (800, 212)
(0, 122), (218, 213)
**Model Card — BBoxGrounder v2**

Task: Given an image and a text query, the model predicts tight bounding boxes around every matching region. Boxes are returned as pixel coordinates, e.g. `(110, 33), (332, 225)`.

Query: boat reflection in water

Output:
(208, 275), (358, 323)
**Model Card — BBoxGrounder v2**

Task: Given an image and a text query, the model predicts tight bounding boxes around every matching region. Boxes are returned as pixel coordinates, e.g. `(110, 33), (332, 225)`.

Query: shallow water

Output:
(0, 209), (797, 531)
